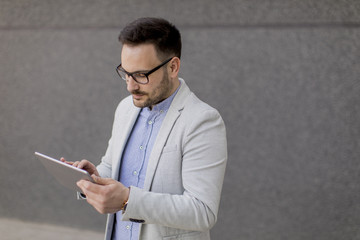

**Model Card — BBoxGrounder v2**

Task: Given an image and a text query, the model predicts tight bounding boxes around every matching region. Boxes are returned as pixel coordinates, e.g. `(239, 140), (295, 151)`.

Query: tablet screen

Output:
(35, 152), (94, 192)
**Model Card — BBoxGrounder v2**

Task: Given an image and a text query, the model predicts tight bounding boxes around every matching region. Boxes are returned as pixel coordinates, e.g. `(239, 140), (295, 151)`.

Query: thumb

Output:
(92, 175), (113, 185)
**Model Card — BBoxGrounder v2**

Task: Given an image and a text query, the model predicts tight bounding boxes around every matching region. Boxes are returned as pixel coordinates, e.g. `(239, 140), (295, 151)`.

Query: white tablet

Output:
(35, 152), (94, 192)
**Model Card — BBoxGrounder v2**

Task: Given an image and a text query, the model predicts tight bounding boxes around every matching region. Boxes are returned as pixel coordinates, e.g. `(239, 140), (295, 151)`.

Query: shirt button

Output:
(148, 120), (153, 125)
(126, 225), (130, 230)
(133, 170), (138, 176)
(139, 145), (143, 150)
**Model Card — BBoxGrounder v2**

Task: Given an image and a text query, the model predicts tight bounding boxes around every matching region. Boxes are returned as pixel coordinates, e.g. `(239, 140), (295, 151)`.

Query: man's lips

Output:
(133, 94), (142, 99)
(131, 92), (146, 100)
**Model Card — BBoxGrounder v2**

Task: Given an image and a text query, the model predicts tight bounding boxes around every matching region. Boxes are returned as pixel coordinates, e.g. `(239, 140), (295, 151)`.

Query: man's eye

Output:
(133, 73), (147, 78)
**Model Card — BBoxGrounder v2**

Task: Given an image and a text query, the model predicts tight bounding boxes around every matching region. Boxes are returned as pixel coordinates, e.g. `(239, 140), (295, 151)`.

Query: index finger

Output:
(77, 159), (92, 170)
(60, 157), (74, 165)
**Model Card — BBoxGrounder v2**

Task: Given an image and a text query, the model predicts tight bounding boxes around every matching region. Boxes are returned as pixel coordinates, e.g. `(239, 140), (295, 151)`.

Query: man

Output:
(62, 17), (227, 240)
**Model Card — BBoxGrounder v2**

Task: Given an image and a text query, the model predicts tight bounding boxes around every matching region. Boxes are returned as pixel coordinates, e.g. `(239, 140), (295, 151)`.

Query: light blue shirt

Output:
(112, 82), (180, 240)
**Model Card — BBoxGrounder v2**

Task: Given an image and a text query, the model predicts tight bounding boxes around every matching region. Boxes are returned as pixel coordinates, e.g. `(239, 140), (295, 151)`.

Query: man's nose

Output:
(126, 76), (140, 92)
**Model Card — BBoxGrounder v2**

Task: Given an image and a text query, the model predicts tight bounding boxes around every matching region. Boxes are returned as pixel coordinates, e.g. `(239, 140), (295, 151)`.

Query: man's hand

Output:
(60, 158), (99, 177)
(77, 175), (130, 214)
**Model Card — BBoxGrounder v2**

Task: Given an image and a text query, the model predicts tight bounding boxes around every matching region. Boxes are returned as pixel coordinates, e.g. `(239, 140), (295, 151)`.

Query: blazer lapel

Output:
(111, 104), (141, 179)
(143, 107), (181, 190)
(143, 79), (190, 190)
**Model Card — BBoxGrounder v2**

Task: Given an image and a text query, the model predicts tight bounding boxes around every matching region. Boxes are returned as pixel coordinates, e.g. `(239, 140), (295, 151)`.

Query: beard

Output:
(131, 70), (172, 109)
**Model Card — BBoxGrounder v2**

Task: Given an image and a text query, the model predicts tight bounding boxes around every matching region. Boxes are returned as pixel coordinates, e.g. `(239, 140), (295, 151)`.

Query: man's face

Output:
(121, 43), (175, 109)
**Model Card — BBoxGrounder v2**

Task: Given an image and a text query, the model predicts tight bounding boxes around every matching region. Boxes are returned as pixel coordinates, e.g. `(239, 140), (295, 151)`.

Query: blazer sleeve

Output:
(122, 108), (227, 231)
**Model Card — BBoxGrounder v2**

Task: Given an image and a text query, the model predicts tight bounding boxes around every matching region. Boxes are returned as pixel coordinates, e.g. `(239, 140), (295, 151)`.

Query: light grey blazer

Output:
(97, 78), (227, 240)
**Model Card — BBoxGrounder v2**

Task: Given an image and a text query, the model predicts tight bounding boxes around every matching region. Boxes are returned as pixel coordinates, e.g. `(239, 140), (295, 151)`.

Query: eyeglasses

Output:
(116, 57), (173, 84)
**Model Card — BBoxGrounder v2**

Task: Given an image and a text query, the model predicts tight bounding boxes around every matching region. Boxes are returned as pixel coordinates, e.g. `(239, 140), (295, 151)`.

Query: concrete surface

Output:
(0, 218), (103, 240)
(1, 1), (360, 239)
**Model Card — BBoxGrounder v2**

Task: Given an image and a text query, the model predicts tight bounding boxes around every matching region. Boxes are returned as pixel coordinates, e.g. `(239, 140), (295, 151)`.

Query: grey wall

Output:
(1, 1), (360, 239)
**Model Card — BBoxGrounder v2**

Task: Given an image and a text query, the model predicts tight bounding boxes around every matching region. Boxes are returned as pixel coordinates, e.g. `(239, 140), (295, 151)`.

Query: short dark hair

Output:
(119, 17), (182, 60)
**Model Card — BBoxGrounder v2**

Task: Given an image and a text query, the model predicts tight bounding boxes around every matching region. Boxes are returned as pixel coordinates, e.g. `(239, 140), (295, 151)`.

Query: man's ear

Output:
(168, 57), (180, 78)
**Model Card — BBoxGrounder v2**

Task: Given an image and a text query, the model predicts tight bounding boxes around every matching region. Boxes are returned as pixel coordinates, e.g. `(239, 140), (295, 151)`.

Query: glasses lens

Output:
(132, 73), (148, 84)
(116, 67), (149, 84)
(117, 69), (127, 81)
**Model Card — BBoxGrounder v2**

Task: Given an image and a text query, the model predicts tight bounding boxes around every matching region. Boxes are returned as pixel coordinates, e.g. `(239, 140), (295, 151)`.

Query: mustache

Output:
(131, 90), (147, 95)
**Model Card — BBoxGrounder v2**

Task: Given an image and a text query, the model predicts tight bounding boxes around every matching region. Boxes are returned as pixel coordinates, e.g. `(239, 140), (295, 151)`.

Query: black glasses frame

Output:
(116, 57), (173, 84)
